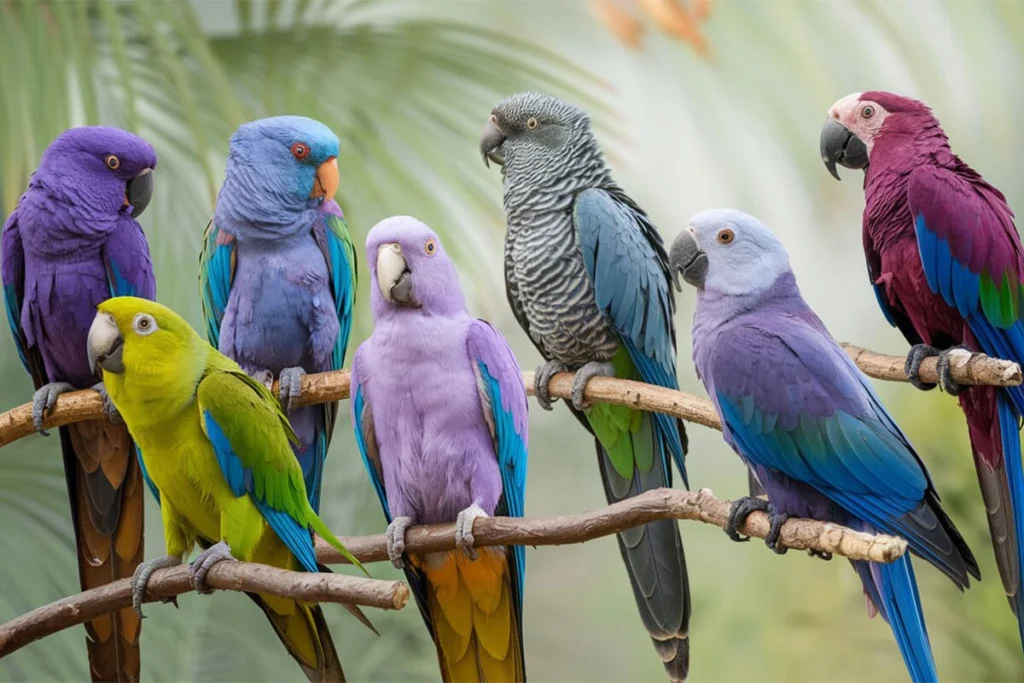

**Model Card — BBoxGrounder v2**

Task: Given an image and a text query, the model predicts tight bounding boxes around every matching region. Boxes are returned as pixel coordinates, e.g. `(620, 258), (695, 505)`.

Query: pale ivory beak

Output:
(376, 243), (407, 303)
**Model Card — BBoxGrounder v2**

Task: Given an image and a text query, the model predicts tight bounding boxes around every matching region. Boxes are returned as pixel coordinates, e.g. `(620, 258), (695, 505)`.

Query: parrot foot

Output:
(455, 504), (488, 561)
(763, 508), (791, 555)
(189, 541), (236, 594)
(277, 366), (307, 414)
(534, 360), (569, 411)
(725, 496), (769, 542)
(90, 382), (123, 424)
(386, 516), (413, 569)
(904, 344), (940, 392)
(936, 346), (971, 396)
(131, 554), (181, 616)
(250, 368), (274, 391)
(807, 548), (833, 561)
(570, 361), (616, 411)
(31, 382), (75, 435)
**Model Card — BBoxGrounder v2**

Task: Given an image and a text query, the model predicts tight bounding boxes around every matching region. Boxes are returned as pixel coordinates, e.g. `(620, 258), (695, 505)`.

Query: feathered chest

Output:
(504, 209), (618, 364)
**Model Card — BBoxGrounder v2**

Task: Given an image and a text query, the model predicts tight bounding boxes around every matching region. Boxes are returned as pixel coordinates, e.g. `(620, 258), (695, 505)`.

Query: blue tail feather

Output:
(997, 394), (1024, 651)
(855, 553), (937, 683)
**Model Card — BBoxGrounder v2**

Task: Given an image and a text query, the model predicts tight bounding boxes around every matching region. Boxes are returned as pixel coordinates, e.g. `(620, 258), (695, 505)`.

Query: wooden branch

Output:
(0, 343), (1017, 448)
(840, 343), (1022, 388)
(0, 488), (905, 659)
(0, 561), (408, 659)
(318, 488), (907, 566)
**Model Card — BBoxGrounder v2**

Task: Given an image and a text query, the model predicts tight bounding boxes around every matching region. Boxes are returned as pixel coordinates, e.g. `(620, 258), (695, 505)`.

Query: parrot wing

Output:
(196, 368), (323, 573)
(708, 318), (977, 587)
(467, 319), (529, 605)
(907, 164), (1024, 409)
(312, 200), (357, 371)
(2, 209), (44, 382)
(198, 220), (237, 350)
(573, 186), (687, 480)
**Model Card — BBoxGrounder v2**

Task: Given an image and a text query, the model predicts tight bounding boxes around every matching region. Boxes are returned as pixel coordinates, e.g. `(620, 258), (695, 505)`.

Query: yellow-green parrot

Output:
(86, 296), (365, 683)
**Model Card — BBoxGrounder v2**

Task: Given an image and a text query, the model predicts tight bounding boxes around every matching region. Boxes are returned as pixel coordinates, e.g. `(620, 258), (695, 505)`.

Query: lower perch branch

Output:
(318, 488), (908, 566)
(0, 561), (408, 659)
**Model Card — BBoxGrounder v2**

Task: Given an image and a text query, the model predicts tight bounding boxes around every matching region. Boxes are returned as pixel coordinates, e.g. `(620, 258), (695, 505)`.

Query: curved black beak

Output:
(820, 119), (869, 180)
(126, 168), (154, 218)
(87, 313), (125, 375)
(480, 120), (506, 168)
(669, 230), (709, 290)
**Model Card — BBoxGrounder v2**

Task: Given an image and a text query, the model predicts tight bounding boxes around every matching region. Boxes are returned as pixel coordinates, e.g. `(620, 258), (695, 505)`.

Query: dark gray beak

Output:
(480, 120), (506, 168)
(87, 313), (125, 374)
(126, 168), (154, 218)
(669, 230), (709, 290)
(820, 119), (869, 180)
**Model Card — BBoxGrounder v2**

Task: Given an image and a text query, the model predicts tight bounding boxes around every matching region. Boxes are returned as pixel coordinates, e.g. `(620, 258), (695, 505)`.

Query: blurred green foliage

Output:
(1, 1), (1024, 682)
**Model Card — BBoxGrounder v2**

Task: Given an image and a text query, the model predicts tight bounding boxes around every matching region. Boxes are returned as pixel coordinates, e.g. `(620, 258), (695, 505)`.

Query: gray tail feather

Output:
(594, 434), (691, 681)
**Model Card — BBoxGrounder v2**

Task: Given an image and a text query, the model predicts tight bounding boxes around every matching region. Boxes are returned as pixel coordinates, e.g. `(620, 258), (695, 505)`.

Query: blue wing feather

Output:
(198, 221), (236, 350)
(573, 187), (686, 479)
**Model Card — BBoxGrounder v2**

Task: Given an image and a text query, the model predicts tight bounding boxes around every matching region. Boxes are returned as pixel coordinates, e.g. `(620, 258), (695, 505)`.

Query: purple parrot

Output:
(821, 91), (1024, 652)
(2, 126), (157, 681)
(672, 209), (978, 682)
(351, 216), (528, 681)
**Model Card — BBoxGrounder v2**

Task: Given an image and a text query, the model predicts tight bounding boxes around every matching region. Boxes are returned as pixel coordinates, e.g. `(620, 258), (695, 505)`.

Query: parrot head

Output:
(669, 208), (790, 296)
(480, 91), (596, 181)
(216, 115), (340, 236)
(820, 91), (939, 180)
(365, 215), (466, 317)
(38, 126), (157, 219)
(88, 297), (209, 420)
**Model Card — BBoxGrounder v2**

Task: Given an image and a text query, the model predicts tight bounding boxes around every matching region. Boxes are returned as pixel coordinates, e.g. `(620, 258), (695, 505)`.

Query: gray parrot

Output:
(481, 91), (691, 681)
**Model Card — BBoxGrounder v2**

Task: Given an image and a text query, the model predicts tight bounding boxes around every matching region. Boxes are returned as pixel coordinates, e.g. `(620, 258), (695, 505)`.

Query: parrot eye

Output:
(132, 313), (158, 336)
(489, 114), (499, 127)
(716, 228), (735, 245)
(290, 143), (310, 160)
(424, 238), (437, 256)
(861, 105), (875, 119)
(526, 117), (539, 130)
(105, 155), (120, 170)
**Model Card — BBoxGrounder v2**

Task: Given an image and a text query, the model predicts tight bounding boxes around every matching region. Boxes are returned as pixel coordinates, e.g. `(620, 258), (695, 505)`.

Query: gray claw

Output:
(278, 366), (306, 414)
(570, 361), (616, 411)
(386, 516), (413, 569)
(131, 555), (181, 615)
(455, 504), (488, 560)
(936, 346), (971, 396)
(189, 540), (235, 594)
(904, 344), (939, 392)
(534, 360), (568, 411)
(31, 382), (75, 435)
(91, 382), (123, 424)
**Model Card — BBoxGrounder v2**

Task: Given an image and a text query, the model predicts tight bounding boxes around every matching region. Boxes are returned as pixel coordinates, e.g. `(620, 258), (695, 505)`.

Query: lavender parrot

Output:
(481, 92), (690, 681)
(199, 115), (356, 515)
(2, 126), (157, 681)
(351, 216), (528, 681)
(673, 208), (979, 682)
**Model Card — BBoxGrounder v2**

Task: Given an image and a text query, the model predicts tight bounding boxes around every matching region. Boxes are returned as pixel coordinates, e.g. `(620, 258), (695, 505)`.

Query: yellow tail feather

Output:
(420, 548), (524, 682)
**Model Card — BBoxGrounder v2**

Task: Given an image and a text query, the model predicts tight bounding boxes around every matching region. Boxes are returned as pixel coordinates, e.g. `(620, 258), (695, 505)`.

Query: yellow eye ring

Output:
(424, 238), (437, 256)
(105, 155), (120, 170)
(526, 117), (539, 129)
(716, 228), (735, 245)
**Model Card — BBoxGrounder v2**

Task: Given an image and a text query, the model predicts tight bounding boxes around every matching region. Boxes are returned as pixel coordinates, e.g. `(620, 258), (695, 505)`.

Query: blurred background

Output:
(1, 0), (1023, 681)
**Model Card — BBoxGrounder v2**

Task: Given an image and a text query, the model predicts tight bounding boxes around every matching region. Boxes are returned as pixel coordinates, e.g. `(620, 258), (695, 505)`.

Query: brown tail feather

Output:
(241, 593), (345, 683)
(60, 420), (144, 683)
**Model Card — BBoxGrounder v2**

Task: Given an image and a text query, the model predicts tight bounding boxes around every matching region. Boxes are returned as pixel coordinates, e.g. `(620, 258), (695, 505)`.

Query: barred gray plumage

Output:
(483, 91), (691, 683)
